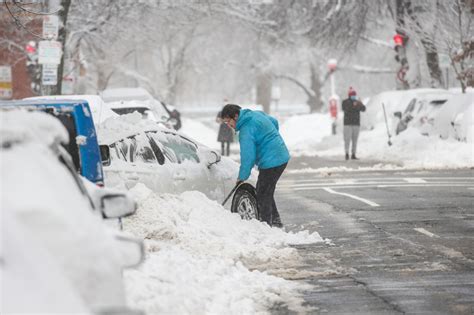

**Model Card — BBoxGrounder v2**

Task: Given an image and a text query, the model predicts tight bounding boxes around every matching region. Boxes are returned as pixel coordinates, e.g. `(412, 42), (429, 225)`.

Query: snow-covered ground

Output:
(123, 184), (326, 314)
(182, 111), (473, 170)
(119, 103), (472, 313)
(279, 113), (473, 169)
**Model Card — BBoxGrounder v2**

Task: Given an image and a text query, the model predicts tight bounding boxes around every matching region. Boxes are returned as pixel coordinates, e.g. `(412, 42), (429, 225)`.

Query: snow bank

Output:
(280, 112), (474, 169)
(123, 184), (324, 314)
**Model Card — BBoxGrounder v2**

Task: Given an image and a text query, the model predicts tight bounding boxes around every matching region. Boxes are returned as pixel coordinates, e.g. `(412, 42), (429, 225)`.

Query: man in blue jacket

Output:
(220, 104), (290, 228)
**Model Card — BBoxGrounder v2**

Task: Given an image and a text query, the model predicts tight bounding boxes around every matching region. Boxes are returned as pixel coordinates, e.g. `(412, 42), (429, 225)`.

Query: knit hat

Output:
(348, 87), (357, 96)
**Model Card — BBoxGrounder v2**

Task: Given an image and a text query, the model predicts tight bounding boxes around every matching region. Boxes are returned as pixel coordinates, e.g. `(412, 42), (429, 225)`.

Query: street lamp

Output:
(327, 59), (337, 96)
(327, 59), (338, 135)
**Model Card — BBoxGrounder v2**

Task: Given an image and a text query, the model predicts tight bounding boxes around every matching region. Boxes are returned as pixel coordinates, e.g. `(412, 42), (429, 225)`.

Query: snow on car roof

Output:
(0, 110), (68, 148)
(23, 94), (118, 125)
(97, 112), (173, 144)
(97, 112), (202, 148)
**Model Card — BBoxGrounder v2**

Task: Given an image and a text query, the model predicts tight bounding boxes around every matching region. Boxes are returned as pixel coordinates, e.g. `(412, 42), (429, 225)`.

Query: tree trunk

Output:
(309, 64), (323, 112)
(422, 40), (443, 87)
(404, 0), (443, 87)
(256, 71), (272, 113)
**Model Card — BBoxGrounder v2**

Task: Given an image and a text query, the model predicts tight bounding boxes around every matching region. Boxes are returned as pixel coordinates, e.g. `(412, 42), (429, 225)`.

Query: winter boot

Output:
(351, 154), (358, 160)
(345, 153), (349, 160)
(272, 216), (284, 228)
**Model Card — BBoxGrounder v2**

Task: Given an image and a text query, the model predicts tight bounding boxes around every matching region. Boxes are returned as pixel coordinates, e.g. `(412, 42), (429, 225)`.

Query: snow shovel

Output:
(221, 182), (242, 206)
(382, 103), (393, 146)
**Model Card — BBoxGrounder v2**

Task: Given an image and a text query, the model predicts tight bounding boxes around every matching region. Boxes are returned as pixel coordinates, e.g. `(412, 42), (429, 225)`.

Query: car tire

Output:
(231, 188), (258, 220)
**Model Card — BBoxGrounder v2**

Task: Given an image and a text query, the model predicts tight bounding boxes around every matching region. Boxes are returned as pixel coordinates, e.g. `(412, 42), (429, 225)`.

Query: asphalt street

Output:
(276, 155), (474, 315)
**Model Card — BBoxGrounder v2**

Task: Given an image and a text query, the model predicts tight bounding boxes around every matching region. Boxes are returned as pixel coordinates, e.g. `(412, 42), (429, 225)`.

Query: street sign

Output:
(38, 40), (62, 65)
(42, 64), (58, 85)
(43, 15), (59, 39)
(0, 66), (13, 99)
(439, 53), (451, 68)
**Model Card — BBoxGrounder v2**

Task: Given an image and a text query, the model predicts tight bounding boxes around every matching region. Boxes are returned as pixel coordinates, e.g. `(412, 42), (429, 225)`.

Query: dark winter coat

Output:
(217, 111), (234, 143)
(342, 98), (366, 126)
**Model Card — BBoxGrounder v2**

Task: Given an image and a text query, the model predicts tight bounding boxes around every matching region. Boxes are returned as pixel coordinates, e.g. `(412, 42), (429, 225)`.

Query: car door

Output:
(147, 131), (217, 198)
(105, 134), (172, 193)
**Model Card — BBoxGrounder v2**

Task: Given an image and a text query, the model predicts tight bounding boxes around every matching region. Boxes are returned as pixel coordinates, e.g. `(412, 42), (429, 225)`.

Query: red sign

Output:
(329, 99), (338, 118)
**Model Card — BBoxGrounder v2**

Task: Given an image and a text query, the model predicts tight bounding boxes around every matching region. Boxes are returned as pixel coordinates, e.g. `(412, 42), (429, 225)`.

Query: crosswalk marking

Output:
(414, 228), (439, 238)
(404, 178), (427, 183)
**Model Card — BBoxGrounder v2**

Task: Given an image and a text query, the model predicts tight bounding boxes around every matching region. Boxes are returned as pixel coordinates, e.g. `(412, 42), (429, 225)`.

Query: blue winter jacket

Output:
(236, 109), (290, 180)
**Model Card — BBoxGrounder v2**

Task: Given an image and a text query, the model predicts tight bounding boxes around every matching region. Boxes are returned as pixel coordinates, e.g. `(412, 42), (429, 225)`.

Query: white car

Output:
(394, 92), (452, 135)
(101, 87), (182, 130)
(362, 88), (454, 132)
(431, 93), (474, 141)
(98, 117), (259, 220)
(1, 110), (144, 314)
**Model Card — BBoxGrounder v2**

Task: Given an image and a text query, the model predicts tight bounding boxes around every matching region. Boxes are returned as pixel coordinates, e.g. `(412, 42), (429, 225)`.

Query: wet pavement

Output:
(276, 156), (474, 314)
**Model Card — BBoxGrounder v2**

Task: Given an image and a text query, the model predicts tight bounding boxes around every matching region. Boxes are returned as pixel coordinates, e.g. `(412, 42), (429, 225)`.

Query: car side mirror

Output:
(394, 111), (402, 119)
(100, 193), (137, 219)
(206, 150), (221, 168)
(100, 145), (111, 166)
(114, 234), (145, 268)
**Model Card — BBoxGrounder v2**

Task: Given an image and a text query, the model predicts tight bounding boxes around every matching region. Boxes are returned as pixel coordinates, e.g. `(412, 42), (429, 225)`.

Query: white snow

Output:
(123, 184), (324, 314)
(278, 106), (473, 170)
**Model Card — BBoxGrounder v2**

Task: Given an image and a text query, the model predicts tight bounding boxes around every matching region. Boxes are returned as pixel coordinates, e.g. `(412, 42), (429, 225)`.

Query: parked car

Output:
(394, 92), (452, 135)
(98, 118), (259, 220)
(1, 110), (144, 314)
(431, 93), (474, 141)
(101, 87), (182, 130)
(362, 89), (454, 133)
(2, 209), (91, 314)
(0, 99), (104, 185)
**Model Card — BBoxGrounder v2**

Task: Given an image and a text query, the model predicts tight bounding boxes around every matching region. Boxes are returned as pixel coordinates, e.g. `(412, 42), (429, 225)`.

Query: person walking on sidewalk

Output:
(342, 87), (366, 160)
(220, 104), (290, 228)
(216, 110), (234, 156)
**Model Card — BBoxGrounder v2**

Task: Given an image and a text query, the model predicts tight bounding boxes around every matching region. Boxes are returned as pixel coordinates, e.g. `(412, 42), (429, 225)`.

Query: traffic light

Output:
(25, 41), (41, 94)
(393, 32), (408, 66)
(393, 31), (410, 88)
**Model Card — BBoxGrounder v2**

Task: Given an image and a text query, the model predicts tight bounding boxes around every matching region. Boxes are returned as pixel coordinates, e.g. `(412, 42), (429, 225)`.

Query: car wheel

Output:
(231, 188), (258, 220)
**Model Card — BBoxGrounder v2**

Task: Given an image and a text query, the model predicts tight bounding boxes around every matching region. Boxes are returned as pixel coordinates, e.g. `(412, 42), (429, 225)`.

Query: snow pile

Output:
(280, 112), (474, 169)
(124, 184), (324, 314)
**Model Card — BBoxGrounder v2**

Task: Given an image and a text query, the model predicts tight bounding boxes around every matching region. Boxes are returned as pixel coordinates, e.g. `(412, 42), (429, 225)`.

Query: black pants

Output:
(220, 142), (230, 156)
(256, 163), (287, 226)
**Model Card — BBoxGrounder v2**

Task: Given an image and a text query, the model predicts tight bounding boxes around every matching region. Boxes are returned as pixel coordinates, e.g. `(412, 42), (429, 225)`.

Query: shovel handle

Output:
(221, 182), (242, 206)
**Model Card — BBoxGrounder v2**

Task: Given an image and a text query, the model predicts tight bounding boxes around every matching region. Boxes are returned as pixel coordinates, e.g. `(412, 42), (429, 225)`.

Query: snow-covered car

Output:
(394, 92), (452, 135)
(362, 88), (454, 133)
(98, 116), (259, 220)
(1, 110), (144, 314)
(2, 209), (90, 314)
(1, 99), (105, 185)
(431, 93), (474, 141)
(101, 87), (182, 130)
